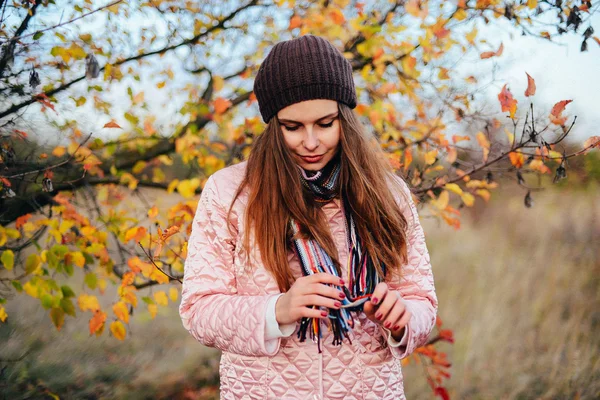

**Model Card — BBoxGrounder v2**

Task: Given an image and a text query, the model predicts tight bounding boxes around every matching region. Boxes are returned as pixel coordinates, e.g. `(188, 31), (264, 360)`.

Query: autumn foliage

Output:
(1, 1), (599, 398)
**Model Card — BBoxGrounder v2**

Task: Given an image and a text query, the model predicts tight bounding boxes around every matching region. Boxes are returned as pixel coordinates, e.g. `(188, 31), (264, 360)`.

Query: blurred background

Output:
(1, 1), (599, 399)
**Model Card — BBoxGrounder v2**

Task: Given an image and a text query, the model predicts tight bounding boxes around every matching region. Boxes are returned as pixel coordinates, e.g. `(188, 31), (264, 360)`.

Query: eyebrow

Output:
(277, 112), (339, 124)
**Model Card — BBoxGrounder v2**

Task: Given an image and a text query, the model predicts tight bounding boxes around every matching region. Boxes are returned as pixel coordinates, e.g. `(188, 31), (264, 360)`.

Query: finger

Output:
(300, 294), (342, 311)
(300, 305), (332, 320)
(363, 282), (388, 316)
(307, 272), (345, 286)
(374, 287), (397, 324)
(392, 308), (411, 331)
(370, 282), (388, 306)
(307, 282), (346, 302)
(382, 293), (406, 329)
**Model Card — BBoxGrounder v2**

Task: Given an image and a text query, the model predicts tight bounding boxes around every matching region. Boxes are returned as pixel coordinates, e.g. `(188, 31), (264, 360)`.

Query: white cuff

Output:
(265, 293), (296, 341)
(382, 325), (409, 347)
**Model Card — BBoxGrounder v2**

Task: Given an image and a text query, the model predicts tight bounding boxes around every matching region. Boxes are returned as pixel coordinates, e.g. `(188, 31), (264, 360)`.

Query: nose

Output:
(303, 127), (319, 151)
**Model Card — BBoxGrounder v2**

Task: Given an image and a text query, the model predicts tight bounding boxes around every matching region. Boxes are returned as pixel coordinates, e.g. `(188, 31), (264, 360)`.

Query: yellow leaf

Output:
(148, 303), (158, 318)
(0, 305), (7, 322)
(70, 251), (86, 268)
(23, 280), (39, 298)
(431, 190), (449, 210)
(527, 0), (537, 9)
(167, 179), (179, 194)
(169, 287), (178, 302)
(78, 293), (100, 312)
(461, 192), (475, 207)
(424, 149), (438, 165)
(505, 128), (514, 146)
(177, 178), (200, 199)
(465, 27), (478, 44)
(1, 250), (14, 270)
(113, 301), (130, 324)
(444, 183), (463, 195)
(154, 291), (168, 306)
(475, 189), (491, 202)
(156, 81), (166, 89)
(110, 320), (126, 340)
(476, 132), (490, 162)
(52, 146), (67, 157)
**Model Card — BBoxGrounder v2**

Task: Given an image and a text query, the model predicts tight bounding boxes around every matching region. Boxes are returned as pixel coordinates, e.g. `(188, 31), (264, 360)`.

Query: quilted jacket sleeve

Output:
(179, 174), (283, 357)
(379, 174), (438, 360)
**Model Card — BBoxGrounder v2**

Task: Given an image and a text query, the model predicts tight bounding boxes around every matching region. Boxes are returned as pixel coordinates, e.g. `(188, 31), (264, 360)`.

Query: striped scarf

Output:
(289, 152), (386, 353)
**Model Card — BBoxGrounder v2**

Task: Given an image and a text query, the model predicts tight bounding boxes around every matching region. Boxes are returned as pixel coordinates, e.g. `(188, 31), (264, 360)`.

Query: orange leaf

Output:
(15, 214), (31, 229)
(452, 134), (470, 143)
(213, 97), (232, 114)
(103, 121), (122, 129)
(549, 100), (572, 126)
(121, 271), (135, 287)
(329, 9), (345, 25)
(524, 72), (536, 97)
(480, 42), (503, 59)
(497, 84), (518, 119)
(583, 136), (600, 150)
(148, 205), (159, 219)
(288, 15), (302, 30)
(508, 151), (524, 168)
(89, 309), (107, 335)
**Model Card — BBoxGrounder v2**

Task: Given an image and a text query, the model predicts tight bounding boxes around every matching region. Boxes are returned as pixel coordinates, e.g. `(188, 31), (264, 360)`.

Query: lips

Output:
(301, 154), (324, 163)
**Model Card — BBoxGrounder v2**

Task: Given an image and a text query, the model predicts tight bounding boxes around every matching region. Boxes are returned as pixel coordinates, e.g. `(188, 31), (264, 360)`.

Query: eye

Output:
(319, 121), (334, 128)
(283, 125), (299, 131)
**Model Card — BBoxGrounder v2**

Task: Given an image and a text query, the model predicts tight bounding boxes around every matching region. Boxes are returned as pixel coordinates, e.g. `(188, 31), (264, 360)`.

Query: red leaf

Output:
(497, 84), (518, 118)
(549, 100), (572, 126)
(524, 72), (536, 97)
(103, 121), (122, 129)
(434, 386), (450, 400)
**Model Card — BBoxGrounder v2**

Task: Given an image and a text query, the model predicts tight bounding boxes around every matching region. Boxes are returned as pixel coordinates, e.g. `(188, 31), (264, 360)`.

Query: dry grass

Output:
(1, 180), (598, 399)
(404, 179), (600, 399)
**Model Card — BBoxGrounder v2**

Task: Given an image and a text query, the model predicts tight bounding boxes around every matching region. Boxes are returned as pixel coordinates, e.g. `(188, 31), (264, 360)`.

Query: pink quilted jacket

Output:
(179, 161), (438, 399)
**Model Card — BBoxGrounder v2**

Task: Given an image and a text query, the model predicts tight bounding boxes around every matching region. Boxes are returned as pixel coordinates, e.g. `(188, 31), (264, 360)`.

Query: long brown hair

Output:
(226, 102), (412, 293)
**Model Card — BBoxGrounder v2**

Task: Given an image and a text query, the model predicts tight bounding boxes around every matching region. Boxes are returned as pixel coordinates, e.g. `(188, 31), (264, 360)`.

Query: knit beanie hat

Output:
(253, 34), (357, 124)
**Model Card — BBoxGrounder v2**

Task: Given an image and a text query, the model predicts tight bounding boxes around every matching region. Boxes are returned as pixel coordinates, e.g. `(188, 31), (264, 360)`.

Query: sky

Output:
(10, 2), (600, 147)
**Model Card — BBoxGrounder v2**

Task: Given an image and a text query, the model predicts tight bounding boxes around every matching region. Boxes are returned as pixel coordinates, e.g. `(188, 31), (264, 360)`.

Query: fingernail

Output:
(375, 312), (382, 320)
(372, 297), (378, 305)
(321, 311), (328, 317)
(384, 321), (391, 328)
(334, 301), (341, 308)
(339, 279), (345, 285)
(339, 292), (346, 299)
(393, 324), (400, 330)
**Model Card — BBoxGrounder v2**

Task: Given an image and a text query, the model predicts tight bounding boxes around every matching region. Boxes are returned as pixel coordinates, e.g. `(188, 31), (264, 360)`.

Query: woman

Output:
(179, 34), (438, 400)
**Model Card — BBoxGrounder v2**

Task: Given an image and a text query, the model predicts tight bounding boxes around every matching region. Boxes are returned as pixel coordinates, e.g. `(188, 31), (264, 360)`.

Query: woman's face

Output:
(276, 99), (340, 171)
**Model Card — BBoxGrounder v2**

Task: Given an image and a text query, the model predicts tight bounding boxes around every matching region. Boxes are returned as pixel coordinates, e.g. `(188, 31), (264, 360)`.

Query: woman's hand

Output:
(275, 272), (346, 325)
(363, 282), (410, 340)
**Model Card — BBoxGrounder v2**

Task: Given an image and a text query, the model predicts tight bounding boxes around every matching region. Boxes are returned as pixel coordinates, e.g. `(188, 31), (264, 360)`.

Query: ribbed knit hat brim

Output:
(253, 34), (357, 123)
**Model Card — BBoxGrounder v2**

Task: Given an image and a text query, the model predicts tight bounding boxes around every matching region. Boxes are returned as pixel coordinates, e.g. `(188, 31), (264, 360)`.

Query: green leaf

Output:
(33, 31), (44, 40)
(50, 307), (65, 330)
(1, 250), (14, 270)
(84, 272), (97, 290)
(141, 296), (155, 305)
(61, 285), (75, 298)
(25, 254), (41, 274)
(41, 293), (54, 309)
(60, 298), (76, 317)
(12, 280), (23, 292)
